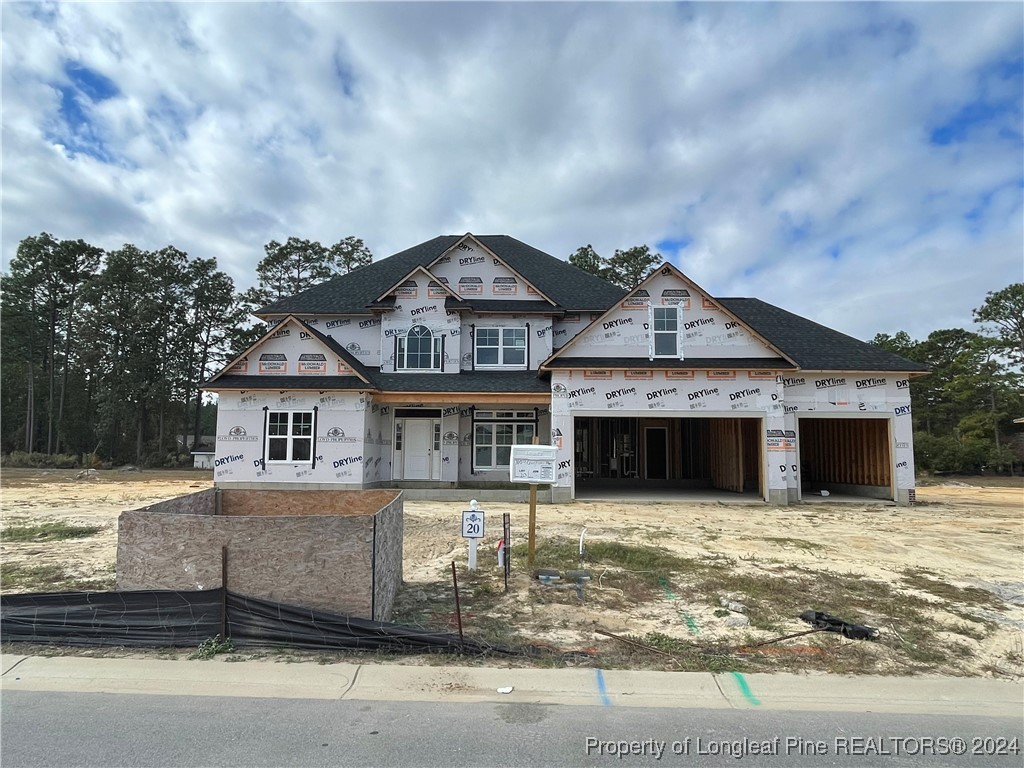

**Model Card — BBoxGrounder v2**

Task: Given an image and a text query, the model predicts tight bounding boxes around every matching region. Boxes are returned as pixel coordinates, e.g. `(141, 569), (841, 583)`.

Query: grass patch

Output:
(902, 569), (1005, 609)
(389, 569), (531, 650)
(596, 631), (744, 673)
(0, 563), (115, 592)
(511, 538), (698, 584)
(938, 620), (991, 642)
(3, 521), (104, 542)
(671, 564), (968, 670)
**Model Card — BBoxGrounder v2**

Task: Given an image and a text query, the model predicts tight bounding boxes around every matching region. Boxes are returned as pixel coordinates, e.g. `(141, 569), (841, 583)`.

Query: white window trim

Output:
(396, 325), (443, 371)
(471, 411), (536, 473)
(651, 306), (680, 358)
(474, 326), (528, 369)
(265, 410), (315, 464)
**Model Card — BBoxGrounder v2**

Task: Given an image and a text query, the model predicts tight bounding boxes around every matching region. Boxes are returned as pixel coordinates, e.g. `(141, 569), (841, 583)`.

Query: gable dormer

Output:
(427, 234), (556, 304)
(543, 263), (795, 366)
(375, 267), (462, 374)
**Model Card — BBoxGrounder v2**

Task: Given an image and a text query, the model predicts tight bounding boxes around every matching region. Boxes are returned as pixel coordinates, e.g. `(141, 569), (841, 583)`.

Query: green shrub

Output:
(190, 635), (234, 660)
(2, 451), (81, 469)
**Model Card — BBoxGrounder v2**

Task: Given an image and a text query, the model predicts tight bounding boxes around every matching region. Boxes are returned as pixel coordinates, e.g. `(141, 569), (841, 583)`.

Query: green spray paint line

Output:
(658, 577), (701, 635)
(728, 671), (761, 706)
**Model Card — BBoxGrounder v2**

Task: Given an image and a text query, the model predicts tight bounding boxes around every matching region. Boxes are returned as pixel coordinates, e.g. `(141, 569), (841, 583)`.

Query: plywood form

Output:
(220, 489), (400, 517)
(116, 489), (404, 620)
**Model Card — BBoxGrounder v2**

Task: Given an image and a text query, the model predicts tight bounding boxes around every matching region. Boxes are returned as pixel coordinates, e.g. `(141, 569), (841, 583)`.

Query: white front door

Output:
(403, 419), (434, 480)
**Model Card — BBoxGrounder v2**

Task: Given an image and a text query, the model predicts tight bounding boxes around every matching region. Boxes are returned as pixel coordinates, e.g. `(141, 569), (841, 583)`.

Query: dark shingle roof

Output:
(204, 375), (370, 391)
(445, 298), (565, 314)
(717, 298), (928, 373)
(370, 369), (550, 394)
(258, 235), (625, 315)
(544, 357), (796, 370)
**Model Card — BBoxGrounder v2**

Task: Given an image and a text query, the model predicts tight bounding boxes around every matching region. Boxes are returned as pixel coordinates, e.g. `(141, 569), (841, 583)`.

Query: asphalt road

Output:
(2, 691), (1022, 768)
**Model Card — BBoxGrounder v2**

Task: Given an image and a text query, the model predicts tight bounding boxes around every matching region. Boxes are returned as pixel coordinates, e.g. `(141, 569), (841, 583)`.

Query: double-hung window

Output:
(652, 307), (679, 357)
(396, 325), (442, 370)
(473, 410), (536, 469)
(267, 411), (313, 462)
(475, 327), (527, 368)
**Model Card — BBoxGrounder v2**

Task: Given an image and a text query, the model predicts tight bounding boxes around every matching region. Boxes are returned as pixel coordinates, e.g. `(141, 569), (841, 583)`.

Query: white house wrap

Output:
(204, 233), (926, 504)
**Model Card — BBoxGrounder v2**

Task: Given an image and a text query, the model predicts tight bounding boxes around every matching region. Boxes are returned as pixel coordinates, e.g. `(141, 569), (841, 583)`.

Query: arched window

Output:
(396, 325), (442, 370)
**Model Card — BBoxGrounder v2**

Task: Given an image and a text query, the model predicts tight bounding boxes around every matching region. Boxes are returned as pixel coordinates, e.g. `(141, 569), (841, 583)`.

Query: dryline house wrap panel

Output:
(555, 271), (780, 360)
(549, 370), (787, 500)
(240, 318), (361, 376)
(361, 401), (394, 484)
(310, 315), (383, 368)
(379, 274), (463, 373)
(428, 240), (550, 301)
(214, 391), (369, 486)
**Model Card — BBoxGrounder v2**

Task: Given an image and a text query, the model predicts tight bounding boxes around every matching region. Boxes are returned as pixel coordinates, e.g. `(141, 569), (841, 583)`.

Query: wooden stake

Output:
(451, 561), (464, 651)
(527, 435), (539, 568)
(220, 546), (228, 640)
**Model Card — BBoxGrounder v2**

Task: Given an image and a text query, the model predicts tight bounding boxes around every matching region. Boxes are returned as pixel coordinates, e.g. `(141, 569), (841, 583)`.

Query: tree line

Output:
(871, 284), (1023, 474)
(2, 231), (1020, 476)
(1, 233), (370, 466)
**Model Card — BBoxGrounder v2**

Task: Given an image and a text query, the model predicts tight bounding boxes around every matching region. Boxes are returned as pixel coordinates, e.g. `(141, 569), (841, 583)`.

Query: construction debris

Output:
(800, 610), (879, 640)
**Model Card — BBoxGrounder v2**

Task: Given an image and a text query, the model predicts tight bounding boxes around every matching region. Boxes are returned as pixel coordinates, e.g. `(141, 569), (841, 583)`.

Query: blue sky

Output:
(2, 1), (1021, 341)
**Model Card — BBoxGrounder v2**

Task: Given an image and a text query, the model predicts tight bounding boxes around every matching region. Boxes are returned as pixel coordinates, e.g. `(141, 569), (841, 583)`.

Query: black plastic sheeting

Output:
(0, 589), (222, 647)
(226, 592), (501, 654)
(799, 609), (879, 641)
(1, 589), (510, 655)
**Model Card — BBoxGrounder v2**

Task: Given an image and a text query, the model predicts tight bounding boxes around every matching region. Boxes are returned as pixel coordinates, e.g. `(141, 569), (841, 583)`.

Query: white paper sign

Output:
(509, 444), (557, 484)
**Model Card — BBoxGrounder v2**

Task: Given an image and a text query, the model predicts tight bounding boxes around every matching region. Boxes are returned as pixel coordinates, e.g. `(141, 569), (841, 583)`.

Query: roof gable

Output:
(543, 263), (793, 367)
(206, 315), (376, 386)
(427, 233), (557, 305)
(257, 234), (625, 316)
(374, 265), (462, 305)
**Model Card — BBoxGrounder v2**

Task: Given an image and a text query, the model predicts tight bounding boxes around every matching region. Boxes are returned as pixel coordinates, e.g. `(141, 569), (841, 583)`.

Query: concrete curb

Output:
(2, 655), (1021, 717)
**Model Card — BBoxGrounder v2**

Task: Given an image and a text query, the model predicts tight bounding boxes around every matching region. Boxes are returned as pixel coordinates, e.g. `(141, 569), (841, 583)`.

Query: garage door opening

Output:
(799, 418), (892, 501)
(574, 416), (763, 500)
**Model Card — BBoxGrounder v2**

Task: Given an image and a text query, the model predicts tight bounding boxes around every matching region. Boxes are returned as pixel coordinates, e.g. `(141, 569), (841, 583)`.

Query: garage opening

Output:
(799, 418), (892, 500)
(574, 416), (763, 499)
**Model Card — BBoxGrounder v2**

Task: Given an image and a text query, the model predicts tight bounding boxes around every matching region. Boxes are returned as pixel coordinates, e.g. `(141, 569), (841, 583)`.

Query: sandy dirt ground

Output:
(2, 469), (1021, 676)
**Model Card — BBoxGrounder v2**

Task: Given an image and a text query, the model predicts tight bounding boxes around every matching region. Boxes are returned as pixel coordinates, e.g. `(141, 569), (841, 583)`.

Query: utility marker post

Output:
(461, 499), (484, 570)
(508, 439), (557, 569)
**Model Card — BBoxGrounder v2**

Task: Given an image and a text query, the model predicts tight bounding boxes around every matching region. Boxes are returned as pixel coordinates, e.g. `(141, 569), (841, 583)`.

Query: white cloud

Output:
(2, 1), (1020, 343)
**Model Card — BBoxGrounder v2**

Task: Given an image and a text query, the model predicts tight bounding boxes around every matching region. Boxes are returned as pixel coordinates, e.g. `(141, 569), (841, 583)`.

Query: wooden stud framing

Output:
(709, 418), (744, 493)
(799, 418), (890, 488)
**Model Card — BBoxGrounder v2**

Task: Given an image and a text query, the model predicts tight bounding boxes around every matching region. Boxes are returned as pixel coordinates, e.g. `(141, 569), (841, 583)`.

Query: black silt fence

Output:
(0, 589), (223, 647)
(1, 589), (509, 655)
